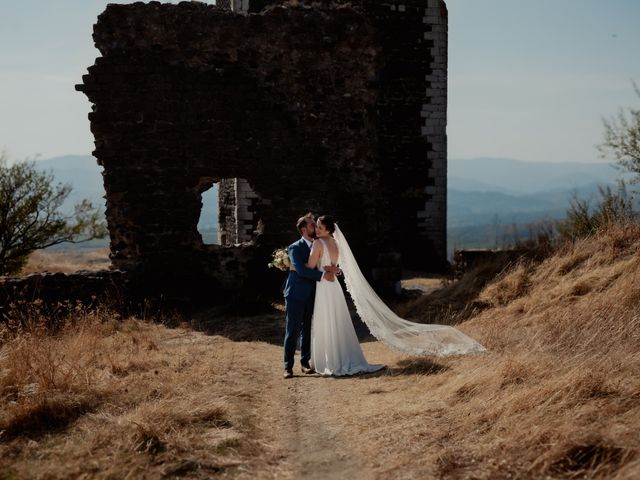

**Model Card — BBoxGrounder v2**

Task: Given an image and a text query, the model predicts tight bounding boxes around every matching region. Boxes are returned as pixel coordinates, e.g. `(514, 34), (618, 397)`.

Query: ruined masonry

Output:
(74, 0), (448, 301)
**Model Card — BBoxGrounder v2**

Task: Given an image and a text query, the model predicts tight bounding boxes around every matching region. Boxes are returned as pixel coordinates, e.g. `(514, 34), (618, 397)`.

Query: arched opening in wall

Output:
(197, 177), (262, 247)
(198, 180), (219, 245)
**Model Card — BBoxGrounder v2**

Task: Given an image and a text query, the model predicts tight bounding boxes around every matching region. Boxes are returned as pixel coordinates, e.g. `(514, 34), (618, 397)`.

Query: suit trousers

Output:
(283, 295), (314, 370)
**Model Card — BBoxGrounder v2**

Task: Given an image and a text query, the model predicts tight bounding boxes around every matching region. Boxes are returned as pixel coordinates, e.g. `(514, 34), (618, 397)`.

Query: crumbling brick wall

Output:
(76, 0), (448, 300)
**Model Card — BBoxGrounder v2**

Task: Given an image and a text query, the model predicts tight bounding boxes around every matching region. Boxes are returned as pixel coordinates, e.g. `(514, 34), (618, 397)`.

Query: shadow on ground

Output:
(388, 357), (450, 375)
(189, 301), (378, 347)
(315, 358), (449, 380)
(189, 306), (286, 346)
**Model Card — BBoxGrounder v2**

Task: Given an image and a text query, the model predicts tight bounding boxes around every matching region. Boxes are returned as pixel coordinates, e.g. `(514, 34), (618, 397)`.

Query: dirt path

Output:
(193, 311), (399, 479)
(230, 334), (421, 480)
(0, 306), (454, 479)
(176, 311), (455, 479)
(263, 363), (373, 480)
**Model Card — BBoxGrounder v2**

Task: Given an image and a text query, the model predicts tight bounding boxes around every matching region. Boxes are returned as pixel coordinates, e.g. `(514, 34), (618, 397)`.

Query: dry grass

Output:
(0, 310), (277, 479)
(2, 223), (640, 479)
(20, 248), (110, 274)
(396, 258), (514, 326)
(401, 272), (446, 295)
(336, 223), (640, 479)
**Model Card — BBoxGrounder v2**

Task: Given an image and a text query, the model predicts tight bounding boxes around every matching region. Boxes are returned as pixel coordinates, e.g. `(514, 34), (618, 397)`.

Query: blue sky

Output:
(447, 0), (640, 162)
(1, 0), (639, 163)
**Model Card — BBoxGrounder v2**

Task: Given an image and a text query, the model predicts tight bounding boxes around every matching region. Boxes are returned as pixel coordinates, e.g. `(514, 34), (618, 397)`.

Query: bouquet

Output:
(268, 247), (291, 271)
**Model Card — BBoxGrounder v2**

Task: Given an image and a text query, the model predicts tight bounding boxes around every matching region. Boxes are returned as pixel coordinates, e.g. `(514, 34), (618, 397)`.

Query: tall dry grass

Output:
(375, 223), (640, 479)
(0, 308), (274, 479)
(2, 224), (640, 479)
(396, 258), (513, 326)
(20, 248), (110, 275)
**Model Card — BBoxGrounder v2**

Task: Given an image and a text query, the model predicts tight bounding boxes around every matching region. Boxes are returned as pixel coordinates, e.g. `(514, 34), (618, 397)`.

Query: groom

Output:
(283, 213), (336, 379)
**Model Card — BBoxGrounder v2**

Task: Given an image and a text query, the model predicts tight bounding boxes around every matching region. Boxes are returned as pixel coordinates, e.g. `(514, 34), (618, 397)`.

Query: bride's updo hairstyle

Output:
(318, 215), (336, 234)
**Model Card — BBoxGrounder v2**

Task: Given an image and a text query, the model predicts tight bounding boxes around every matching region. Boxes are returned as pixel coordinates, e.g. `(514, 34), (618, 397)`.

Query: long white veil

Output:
(333, 223), (486, 357)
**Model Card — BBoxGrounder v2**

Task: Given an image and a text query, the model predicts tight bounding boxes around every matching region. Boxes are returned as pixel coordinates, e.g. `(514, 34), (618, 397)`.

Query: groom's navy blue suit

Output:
(283, 238), (323, 370)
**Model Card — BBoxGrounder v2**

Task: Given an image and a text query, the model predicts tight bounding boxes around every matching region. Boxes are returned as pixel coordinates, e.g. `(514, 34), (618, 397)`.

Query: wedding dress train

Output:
(333, 224), (486, 357)
(310, 238), (385, 376)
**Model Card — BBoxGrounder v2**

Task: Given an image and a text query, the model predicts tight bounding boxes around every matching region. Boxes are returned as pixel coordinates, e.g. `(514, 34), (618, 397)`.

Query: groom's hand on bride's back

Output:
(322, 271), (336, 282)
(323, 265), (341, 275)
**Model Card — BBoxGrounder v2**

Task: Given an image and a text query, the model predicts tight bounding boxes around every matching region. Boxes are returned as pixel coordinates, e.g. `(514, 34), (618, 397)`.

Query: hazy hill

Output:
(35, 155), (218, 246)
(449, 157), (622, 194)
(448, 182), (612, 229)
(447, 157), (627, 251)
(36, 155), (105, 212)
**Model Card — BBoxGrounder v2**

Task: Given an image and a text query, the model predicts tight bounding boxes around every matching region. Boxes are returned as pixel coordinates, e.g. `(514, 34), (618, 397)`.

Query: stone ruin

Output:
(73, 0), (449, 302)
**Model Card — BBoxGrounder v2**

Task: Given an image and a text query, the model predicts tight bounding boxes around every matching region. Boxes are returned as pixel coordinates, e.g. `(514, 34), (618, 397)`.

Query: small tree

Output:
(599, 82), (640, 181)
(0, 152), (108, 275)
(558, 181), (636, 241)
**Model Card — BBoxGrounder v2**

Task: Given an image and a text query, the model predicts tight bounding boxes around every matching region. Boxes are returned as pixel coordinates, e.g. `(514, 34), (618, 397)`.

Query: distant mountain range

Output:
(34, 155), (218, 249)
(35, 154), (218, 228)
(36, 155), (106, 213)
(447, 157), (630, 253)
(449, 157), (623, 195)
(35, 155), (628, 253)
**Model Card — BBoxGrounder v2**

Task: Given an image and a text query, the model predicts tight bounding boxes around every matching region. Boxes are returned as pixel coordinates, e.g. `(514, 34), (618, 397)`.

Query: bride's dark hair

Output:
(317, 215), (336, 234)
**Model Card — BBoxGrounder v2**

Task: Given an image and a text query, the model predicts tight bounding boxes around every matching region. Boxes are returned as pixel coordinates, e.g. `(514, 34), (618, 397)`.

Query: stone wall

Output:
(218, 178), (260, 245)
(76, 0), (448, 300)
(363, 0), (449, 270)
(246, 0), (449, 271)
(0, 270), (126, 316)
(217, 179), (238, 245)
(418, 0), (448, 264)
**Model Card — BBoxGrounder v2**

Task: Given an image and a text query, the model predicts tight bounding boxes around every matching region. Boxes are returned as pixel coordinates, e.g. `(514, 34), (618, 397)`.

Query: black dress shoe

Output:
(283, 368), (293, 379)
(301, 365), (316, 375)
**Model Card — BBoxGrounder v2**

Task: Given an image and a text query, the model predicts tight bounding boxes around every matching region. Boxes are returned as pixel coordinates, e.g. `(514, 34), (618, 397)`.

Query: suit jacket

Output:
(283, 238), (323, 302)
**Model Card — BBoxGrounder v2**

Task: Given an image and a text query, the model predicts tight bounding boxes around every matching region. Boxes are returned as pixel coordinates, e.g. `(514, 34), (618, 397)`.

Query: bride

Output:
(306, 215), (485, 376)
(306, 215), (385, 376)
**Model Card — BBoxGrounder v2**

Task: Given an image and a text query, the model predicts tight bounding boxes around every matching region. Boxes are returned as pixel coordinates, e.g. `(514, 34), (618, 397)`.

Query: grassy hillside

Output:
(400, 223), (640, 478)
(1, 223), (639, 479)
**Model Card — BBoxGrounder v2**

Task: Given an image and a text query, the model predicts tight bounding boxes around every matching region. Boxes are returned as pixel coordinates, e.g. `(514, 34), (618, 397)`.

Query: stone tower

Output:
(76, 0), (448, 300)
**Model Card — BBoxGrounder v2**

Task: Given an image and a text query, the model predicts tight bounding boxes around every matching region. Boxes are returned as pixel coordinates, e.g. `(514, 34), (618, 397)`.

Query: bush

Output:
(0, 152), (107, 275)
(599, 82), (640, 181)
(558, 182), (636, 241)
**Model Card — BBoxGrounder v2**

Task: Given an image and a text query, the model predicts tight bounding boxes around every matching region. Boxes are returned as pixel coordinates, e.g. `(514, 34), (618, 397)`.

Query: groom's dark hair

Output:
(297, 212), (314, 234)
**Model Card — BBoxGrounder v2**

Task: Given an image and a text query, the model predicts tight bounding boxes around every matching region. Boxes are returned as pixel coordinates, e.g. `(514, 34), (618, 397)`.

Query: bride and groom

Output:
(283, 213), (384, 378)
(283, 213), (486, 379)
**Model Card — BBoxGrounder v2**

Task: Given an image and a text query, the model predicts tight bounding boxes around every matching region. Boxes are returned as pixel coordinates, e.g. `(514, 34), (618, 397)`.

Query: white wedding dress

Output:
(316, 224), (486, 360)
(310, 237), (385, 376)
